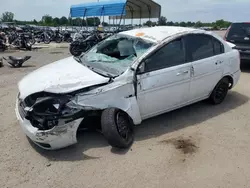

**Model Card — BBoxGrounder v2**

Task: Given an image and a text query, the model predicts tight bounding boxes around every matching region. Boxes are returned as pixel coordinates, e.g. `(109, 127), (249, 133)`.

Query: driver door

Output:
(136, 38), (192, 119)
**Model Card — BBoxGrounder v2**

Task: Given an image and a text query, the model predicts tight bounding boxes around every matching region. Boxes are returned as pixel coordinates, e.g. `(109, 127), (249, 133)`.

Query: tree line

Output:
(1, 11), (231, 29)
(0, 12), (103, 26)
(147, 16), (231, 29)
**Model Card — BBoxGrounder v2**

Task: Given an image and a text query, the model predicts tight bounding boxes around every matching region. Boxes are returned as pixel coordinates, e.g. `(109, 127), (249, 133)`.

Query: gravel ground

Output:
(1, 32), (250, 188)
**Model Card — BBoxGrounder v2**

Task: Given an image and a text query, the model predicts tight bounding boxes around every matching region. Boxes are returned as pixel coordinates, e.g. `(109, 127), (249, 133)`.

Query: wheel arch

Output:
(223, 74), (234, 89)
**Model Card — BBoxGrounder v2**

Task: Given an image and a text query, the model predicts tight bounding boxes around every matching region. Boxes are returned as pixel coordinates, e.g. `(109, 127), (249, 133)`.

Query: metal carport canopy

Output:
(70, 0), (127, 17)
(109, 0), (161, 20)
(70, 0), (161, 19)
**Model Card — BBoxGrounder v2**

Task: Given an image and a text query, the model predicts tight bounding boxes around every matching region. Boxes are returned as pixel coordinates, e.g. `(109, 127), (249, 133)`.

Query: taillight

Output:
(224, 25), (231, 41)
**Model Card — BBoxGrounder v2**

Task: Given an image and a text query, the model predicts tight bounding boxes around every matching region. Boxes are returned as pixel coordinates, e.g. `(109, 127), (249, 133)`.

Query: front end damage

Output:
(16, 92), (93, 149)
(16, 79), (142, 150)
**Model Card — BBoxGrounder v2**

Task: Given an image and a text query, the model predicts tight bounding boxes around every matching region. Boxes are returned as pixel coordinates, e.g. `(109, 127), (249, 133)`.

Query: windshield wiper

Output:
(74, 56), (88, 67)
(92, 68), (114, 78)
(73, 56), (81, 63)
(85, 64), (114, 78)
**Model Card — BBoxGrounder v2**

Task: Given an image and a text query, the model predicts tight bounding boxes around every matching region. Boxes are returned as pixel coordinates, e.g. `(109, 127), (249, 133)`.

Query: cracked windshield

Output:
(81, 34), (154, 76)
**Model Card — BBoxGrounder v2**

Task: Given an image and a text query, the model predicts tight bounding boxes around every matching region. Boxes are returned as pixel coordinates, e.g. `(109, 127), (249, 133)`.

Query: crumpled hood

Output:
(18, 56), (109, 99)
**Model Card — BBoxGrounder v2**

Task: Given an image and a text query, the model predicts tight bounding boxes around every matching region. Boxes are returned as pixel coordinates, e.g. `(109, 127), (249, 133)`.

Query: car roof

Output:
(120, 26), (200, 43)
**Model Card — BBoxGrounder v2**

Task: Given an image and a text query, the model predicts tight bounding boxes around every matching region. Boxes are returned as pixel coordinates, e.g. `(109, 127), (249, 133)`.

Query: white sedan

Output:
(16, 26), (240, 150)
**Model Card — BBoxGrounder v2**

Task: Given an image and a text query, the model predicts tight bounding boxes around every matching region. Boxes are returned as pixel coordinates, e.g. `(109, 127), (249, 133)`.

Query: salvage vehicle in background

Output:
(69, 31), (111, 56)
(16, 26), (240, 150)
(224, 22), (250, 60)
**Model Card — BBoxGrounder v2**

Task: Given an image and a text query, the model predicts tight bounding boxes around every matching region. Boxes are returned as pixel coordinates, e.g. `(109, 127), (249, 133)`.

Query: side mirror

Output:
(137, 62), (145, 74)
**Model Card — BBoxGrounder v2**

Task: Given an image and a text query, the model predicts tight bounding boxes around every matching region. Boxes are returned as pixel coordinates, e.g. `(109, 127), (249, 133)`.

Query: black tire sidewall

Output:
(55, 37), (62, 43)
(210, 77), (229, 104)
(101, 108), (134, 149)
(70, 45), (81, 56)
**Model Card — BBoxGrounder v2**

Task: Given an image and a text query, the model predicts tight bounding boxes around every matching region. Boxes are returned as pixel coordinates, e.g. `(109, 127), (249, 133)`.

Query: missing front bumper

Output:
(16, 99), (83, 150)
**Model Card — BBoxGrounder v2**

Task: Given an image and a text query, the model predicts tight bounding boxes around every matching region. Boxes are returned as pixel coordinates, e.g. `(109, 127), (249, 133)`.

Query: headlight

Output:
(26, 96), (83, 130)
(32, 96), (70, 116)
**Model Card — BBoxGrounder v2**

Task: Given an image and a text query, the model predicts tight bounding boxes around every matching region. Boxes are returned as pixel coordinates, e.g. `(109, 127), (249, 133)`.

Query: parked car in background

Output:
(16, 26), (240, 150)
(224, 22), (250, 60)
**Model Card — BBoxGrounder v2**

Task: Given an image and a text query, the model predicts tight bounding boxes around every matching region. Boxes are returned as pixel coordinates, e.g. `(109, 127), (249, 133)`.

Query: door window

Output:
(213, 38), (224, 55)
(185, 35), (214, 61)
(145, 38), (185, 72)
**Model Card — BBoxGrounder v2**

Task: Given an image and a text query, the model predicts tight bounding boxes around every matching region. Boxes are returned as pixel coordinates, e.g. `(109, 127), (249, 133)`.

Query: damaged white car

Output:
(16, 26), (241, 150)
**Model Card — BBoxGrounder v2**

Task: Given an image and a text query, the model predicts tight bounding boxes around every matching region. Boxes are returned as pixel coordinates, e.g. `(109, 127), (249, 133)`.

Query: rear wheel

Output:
(66, 37), (73, 43)
(29, 38), (36, 45)
(209, 77), (229, 104)
(101, 108), (134, 149)
(44, 38), (51, 44)
(55, 37), (62, 43)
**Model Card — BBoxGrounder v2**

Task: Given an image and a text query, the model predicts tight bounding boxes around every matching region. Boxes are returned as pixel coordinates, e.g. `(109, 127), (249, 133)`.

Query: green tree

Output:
(144, 20), (152, 27)
(72, 18), (83, 26)
(42, 14), (53, 25)
(59, 16), (68, 25)
(1, 11), (14, 22)
(158, 16), (167, 26)
(53, 17), (60, 26)
(186, 21), (193, 27)
(174, 22), (179, 26)
(86, 17), (100, 26)
(33, 19), (38, 24)
(195, 21), (203, 28)
(180, 21), (186, 27)
(166, 21), (174, 26)
(215, 19), (231, 29)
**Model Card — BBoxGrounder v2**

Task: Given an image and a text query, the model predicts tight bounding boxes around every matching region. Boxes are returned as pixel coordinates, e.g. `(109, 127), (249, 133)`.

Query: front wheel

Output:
(69, 43), (82, 56)
(209, 77), (229, 105)
(101, 108), (134, 149)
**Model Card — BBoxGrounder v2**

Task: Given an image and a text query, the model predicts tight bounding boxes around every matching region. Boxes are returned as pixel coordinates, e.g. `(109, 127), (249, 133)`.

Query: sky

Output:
(0, 0), (250, 22)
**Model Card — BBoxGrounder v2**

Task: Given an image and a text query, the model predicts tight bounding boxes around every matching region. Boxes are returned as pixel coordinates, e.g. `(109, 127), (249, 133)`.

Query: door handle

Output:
(215, 60), (223, 65)
(177, 70), (189, 76)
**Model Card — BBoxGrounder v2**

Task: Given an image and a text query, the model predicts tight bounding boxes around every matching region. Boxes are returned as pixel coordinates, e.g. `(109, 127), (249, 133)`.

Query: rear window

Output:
(227, 23), (250, 38)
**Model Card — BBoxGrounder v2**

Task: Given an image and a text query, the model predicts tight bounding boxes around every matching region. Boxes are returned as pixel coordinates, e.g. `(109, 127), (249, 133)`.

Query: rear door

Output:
(184, 34), (224, 101)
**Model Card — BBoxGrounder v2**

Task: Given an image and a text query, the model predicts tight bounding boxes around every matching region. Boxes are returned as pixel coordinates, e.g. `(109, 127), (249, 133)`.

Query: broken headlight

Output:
(26, 96), (83, 130)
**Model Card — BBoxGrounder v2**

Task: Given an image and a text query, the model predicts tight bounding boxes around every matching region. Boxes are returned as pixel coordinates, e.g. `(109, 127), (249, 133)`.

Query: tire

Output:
(44, 38), (51, 44)
(55, 37), (62, 43)
(209, 77), (229, 105)
(25, 43), (32, 51)
(0, 45), (6, 52)
(69, 43), (82, 56)
(66, 37), (73, 43)
(30, 38), (36, 45)
(101, 108), (134, 149)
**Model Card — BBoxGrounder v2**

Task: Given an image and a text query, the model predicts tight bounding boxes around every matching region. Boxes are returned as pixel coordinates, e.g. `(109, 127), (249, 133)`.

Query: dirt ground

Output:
(1, 35), (250, 188)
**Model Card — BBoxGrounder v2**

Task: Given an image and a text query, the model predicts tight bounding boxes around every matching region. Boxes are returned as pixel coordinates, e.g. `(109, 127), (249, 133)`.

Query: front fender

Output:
(72, 82), (142, 125)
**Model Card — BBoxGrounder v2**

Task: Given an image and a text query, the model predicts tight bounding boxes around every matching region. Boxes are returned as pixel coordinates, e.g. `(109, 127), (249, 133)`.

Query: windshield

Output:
(80, 34), (154, 76)
(228, 23), (250, 38)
